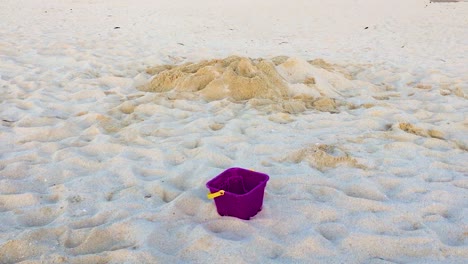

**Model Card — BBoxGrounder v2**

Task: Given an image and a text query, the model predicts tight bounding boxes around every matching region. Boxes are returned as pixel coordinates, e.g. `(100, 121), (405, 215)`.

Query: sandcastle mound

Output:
(140, 56), (288, 101)
(140, 56), (361, 113)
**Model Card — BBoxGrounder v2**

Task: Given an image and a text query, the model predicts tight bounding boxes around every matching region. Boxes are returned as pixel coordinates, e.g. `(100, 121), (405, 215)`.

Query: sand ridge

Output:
(140, 56), (367, 114)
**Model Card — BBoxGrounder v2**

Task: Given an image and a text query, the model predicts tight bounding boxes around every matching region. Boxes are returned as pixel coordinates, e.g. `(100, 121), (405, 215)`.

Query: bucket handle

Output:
(207, 190), (225, 199)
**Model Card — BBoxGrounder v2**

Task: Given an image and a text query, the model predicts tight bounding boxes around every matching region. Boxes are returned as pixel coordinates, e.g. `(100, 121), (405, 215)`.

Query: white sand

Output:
(1, 0), (467, 263)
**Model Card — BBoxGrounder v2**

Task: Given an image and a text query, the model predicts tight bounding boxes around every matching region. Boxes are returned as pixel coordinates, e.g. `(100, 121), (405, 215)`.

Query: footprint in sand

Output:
(0, 227), (65, 264)
(343, 181), (388, 202)
(209, 122), (225, 131)
(150, 182), (182, 204)
(203, 219), (253, 241)
(63, 222), (136, 255)
(317, 222), (349, 243)
(16, 205), (63, 227)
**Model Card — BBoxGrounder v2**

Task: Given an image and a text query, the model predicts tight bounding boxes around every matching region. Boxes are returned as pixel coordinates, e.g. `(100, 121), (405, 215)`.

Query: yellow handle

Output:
(207, 190), (225, 199)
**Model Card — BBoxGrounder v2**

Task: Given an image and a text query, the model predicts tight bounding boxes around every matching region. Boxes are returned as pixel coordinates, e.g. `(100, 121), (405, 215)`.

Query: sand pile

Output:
(140, 56), (354, 113)
(141, 56), (289, 101)
(279, 144), (366, 171)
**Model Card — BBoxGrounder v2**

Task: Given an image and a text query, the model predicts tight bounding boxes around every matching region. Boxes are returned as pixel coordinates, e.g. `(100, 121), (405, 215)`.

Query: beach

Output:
(0, 0), (467, 263)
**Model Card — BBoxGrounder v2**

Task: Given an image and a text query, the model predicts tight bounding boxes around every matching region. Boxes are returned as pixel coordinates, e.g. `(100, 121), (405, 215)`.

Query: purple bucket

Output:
(206, 167), (269, 220)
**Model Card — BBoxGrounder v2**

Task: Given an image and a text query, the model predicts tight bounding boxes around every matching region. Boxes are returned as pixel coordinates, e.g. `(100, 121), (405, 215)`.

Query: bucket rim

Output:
(206, 167), (269, 197)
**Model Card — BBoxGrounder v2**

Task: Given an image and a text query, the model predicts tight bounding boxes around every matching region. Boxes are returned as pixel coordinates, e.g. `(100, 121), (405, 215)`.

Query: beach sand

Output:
(1, 0), (467, 263)
(430, 1), (465, 3)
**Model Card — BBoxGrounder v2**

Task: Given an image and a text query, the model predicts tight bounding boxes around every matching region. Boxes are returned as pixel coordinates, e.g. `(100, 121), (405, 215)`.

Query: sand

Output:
(1, 0), (467, 263)
(430, 1), (464, 3)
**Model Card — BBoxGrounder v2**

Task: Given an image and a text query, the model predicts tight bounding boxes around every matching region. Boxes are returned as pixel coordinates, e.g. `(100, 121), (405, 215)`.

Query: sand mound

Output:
(279, 144), (365, 171)
(140, 56), (360, 113)
(141, 56), (289, 101)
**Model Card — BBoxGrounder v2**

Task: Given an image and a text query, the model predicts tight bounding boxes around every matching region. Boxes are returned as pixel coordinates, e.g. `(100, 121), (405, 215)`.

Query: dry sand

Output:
(430, 1), (464, 3)
(1, 0), (467, 263)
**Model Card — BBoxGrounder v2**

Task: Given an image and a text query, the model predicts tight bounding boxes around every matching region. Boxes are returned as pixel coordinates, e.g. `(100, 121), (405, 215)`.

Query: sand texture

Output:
(141, 56), (363, 114)
(141, 56), (289, 101)
(1, 0), (467, 263)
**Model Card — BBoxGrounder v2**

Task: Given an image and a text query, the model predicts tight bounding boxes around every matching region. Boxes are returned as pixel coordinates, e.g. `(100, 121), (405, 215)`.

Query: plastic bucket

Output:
(206, 167), (269, 220)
